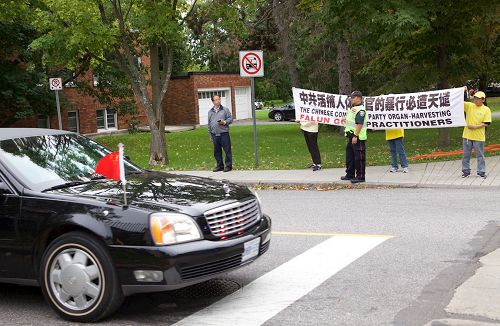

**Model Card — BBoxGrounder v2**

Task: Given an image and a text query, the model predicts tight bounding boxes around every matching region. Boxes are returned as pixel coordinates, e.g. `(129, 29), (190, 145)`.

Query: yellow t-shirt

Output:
(463, 102), (492, 141)
(385, 129), (404, 140)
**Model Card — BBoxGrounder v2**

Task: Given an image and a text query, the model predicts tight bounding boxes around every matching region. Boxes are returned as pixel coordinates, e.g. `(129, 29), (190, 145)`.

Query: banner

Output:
(292, 87), (466, 130)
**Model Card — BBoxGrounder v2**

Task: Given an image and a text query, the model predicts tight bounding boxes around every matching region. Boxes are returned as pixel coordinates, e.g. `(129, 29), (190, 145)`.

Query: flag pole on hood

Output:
(118, 143), (127, 207)
(95, 143), (128, 207)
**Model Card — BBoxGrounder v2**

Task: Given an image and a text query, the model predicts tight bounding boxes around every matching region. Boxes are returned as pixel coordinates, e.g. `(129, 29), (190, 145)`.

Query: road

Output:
(1, 188), (499, 325)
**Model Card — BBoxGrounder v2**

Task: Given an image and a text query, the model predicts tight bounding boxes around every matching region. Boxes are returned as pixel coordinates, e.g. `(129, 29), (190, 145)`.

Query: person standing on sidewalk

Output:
(461, 90), (491, 178)
(208, 95), (233, 172)
(386, 129), (409, 173)
(341, 90), (367, 183)
(300, 121), (321, 171)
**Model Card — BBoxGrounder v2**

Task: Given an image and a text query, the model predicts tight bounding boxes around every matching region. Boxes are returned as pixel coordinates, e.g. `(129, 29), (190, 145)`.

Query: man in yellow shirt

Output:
(461, 91), (492, 178)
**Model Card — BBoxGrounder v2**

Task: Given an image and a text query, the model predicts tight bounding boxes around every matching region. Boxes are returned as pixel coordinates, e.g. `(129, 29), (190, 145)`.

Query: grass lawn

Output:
(487, 97), (500, 112)
(93, 119), (500, 171)
(256, 109), (270, 120)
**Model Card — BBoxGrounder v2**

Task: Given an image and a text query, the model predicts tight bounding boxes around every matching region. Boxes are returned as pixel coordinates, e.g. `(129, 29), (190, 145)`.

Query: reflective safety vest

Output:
(344, 105), (367, 140)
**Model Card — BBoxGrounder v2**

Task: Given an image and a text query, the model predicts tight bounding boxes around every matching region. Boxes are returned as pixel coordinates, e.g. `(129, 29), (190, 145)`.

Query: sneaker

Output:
(223, 166), (233, 172)
(477, 172), (486, 178)
(213, 166), (224, 172)
(351, 178), (366, 184)
(390, 167), (398, 173)
(461, 172), (470, 178)
(312, 164), (322, 171)
(307, 163), (315, 169)
(402, 167), (408, 173)
(340, 175), (355, 180)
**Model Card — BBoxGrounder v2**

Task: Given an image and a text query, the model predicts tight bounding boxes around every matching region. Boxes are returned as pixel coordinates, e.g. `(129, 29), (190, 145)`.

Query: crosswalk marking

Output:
(173, 235), (390, 326)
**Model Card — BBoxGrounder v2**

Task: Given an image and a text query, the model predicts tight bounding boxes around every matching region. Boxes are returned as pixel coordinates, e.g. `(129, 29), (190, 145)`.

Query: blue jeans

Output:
(462, 138), (485, 174)
(212, 132), (232, 168)
(388, 137), (408, 168)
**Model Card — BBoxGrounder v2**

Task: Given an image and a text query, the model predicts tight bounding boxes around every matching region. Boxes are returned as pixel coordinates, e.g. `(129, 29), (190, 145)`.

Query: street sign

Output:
(239, 51), (264, 78)
(49, 78), (63, 91)
(239, 51), (264, 167)
(49, 77), (63, 129)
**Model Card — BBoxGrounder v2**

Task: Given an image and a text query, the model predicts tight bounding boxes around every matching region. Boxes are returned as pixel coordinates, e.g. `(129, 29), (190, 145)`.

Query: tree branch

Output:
(179, 0), (197, 26)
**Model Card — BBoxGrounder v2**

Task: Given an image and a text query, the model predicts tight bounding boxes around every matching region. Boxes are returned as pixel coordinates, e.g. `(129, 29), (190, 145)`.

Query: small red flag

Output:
(95, 152), (121, 181)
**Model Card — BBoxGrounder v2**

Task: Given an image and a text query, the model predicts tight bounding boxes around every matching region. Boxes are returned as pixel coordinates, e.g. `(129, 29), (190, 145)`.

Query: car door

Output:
(0, 175), (20, 278)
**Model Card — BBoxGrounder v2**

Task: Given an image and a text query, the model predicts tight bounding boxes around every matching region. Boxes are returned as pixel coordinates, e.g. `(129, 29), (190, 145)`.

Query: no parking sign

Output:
(239, 51), (264, 78)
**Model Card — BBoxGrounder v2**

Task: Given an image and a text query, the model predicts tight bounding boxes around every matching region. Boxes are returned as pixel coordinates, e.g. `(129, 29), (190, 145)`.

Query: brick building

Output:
(5, 72), (252, 134)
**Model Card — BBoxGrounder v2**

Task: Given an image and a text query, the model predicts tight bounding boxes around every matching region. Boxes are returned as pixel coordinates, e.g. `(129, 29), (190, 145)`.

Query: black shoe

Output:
(223, 166), (232, 172)
(461, 172), (470, 178)
(351, 178), (366, 184)
(340, 175), (355, 180)
(307, 163), (315, 169)
(312, 164), (322, 171)
(477, 172), (486, 178)
(213, 167), (224, 172)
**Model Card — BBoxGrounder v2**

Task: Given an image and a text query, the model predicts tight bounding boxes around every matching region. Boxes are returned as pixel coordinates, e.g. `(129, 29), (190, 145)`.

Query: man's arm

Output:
(352, 110), (365, 144)
(223, 107), (233, 125)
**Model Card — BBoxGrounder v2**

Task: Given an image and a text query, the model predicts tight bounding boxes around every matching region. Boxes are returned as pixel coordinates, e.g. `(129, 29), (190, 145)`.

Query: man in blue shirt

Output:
(208, 95), (233, 172)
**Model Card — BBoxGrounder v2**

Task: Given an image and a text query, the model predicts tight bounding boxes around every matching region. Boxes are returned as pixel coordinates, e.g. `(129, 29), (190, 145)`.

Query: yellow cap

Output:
(473, 91), (486, 99)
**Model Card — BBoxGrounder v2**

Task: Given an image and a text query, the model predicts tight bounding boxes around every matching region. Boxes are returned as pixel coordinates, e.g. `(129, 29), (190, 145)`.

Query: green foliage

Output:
(0, 20), (54, 125)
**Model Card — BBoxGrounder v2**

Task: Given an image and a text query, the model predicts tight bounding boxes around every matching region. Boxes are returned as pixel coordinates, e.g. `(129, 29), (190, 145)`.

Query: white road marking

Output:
(173, 235), (390, 326)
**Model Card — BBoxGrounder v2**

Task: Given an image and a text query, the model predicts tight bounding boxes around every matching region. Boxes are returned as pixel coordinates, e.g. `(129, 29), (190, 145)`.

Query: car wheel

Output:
(40, 231), (124, 322)
(273, 112), (284, 122)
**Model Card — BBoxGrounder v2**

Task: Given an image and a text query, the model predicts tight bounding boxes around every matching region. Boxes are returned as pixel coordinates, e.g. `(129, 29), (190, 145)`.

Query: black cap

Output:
(350, 90), (363, 98)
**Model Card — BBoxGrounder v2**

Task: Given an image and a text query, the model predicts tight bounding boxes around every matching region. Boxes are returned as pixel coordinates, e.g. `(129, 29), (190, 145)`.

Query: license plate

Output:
(242, 237), (260, 262)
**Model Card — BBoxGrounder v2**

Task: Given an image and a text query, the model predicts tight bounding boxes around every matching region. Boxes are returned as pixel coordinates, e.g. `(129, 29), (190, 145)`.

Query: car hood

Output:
(48, 171), (254, 216)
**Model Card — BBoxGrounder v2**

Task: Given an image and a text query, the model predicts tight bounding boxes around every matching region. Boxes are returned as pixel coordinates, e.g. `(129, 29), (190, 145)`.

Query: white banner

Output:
(292, 87), (466, 130)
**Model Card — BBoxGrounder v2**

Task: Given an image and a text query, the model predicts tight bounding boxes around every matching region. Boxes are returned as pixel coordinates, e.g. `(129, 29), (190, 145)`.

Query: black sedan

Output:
(0, 128), (271, 322)
(268, 103), (296, 121)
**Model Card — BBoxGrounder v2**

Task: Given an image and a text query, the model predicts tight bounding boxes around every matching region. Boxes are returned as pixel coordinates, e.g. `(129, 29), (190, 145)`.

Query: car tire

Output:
(40, 231), (124, 322)
(273, 112), (284, 122)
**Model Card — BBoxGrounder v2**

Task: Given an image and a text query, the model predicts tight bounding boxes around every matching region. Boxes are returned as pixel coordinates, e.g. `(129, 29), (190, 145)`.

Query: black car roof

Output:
(0, 128), (73, 140)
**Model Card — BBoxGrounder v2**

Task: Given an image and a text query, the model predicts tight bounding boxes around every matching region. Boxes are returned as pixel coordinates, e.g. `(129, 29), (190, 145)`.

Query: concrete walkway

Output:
(173, 156), (500, 189)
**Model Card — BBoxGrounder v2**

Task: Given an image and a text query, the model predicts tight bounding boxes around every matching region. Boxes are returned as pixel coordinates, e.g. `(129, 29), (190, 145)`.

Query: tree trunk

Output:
(272, 0), (300, 88)
(336, 40), (351, 135)
(148, 43), (168, 165)
(336, 40), (352, 95)
(436, 45), (450, 148)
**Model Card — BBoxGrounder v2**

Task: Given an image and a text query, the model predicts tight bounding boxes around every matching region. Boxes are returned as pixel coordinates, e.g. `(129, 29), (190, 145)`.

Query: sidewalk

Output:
(173, 156), (500, 189)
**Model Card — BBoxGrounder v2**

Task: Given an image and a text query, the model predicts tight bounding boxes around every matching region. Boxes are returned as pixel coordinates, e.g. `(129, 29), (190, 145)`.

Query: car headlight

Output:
(150, 213), (202, 245)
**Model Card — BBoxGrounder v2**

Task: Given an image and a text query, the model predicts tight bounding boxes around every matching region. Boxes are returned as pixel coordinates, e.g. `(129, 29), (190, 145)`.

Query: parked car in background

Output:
(268, 103), (296, 121)
(485, 83), (500, 97)
(0, 128), (272, 322)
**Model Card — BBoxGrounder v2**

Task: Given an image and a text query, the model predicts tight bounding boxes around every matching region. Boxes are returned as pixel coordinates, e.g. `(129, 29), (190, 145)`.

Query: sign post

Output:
(239, 51), (264, 167)
(49, 78), (63, 130)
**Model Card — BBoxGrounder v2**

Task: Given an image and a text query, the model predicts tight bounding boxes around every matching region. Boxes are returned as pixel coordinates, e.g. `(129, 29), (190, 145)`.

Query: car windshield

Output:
(0, 133), (141, 191)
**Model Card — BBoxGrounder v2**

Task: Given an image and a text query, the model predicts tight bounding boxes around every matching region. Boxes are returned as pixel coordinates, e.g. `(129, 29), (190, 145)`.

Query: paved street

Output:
(1, 188), (499, 325)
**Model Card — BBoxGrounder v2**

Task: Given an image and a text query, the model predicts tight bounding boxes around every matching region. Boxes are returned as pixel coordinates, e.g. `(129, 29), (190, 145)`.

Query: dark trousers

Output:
(345, 136), (366, 180)
(302, 130), (321, 165)
(213, 132), (232, 168)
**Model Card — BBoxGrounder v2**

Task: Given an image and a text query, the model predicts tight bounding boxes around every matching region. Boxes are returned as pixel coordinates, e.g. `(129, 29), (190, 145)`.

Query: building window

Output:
(96, 109), (117, 130)
(68, 111), (79, 133)
(198, 90), (227, 100)
(37, 115), (50, 129)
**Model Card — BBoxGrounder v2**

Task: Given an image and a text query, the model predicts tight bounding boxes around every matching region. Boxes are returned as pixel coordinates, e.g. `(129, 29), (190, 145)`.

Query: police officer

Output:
(340, 90), (367, 183)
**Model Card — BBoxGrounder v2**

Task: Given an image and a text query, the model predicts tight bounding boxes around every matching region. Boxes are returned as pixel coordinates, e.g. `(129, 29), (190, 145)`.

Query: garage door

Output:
(235, 87), (252, 120)
(198, 90), (229, 125)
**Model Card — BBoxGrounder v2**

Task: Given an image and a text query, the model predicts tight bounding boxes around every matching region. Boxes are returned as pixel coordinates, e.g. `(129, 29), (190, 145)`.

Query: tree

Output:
(31, 0), (194, 165)
(0, 3), (54, 127)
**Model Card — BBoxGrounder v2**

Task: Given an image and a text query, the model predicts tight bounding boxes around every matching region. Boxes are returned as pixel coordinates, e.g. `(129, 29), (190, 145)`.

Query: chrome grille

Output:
(204, 199), (261, 237)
